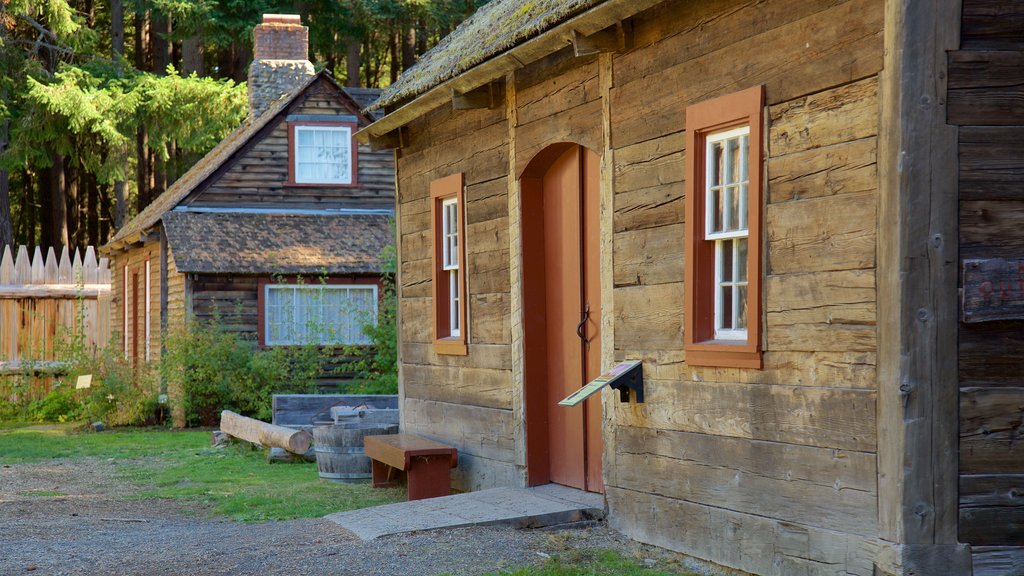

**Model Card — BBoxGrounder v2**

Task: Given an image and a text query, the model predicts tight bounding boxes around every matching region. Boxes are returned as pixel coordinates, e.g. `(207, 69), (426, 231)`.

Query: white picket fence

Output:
(0, 245), (111, 375)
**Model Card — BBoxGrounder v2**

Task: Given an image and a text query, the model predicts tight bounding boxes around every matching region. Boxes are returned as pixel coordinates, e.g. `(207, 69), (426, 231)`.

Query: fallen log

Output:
(219, 410), (313, 455)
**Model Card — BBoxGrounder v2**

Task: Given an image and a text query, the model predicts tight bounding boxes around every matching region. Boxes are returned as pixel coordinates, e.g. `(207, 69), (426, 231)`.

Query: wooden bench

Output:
(363, 433), (457, 500)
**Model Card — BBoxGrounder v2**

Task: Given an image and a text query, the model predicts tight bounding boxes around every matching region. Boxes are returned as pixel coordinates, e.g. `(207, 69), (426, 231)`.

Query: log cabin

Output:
(360, 0), (1023, 574)
(102, 15), (393, 398)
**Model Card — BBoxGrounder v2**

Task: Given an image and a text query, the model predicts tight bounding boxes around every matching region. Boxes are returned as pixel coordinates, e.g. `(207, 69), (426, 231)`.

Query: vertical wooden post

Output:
(598, 51), (616, 488)
(506, 70), (528, 484)
(877, 0), (969, 572)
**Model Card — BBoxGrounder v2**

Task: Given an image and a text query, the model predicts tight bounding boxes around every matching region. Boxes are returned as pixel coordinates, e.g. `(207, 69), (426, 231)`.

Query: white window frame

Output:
(441, 196), (460, 337)
(704, 126), (750, 341)
(293, 125), (353, 185)
(263, 284), (378, 346)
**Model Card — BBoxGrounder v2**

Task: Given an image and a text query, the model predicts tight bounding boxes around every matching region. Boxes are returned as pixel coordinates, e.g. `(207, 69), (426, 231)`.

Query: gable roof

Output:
(105, 71), (373, 250)
(163, 212), (392, 275)
(371, 0), (606, 111)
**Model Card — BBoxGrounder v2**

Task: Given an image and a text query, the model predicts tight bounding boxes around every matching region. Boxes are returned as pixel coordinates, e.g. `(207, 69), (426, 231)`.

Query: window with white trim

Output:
(441, 197), (460, 337)
(705, 127), (750, 340)
(264, 284), (377, 346)
(293, 125), (353, 184)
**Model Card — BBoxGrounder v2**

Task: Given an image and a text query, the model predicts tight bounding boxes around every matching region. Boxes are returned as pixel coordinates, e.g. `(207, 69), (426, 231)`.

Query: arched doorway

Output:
(521, 143), (603, 493)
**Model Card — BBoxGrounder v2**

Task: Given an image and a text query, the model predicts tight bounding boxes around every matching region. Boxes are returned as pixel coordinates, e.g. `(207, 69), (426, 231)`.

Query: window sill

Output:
(285, 180), (358, 188)
(433, 338), (468, 356)
(685, 341), (762, 369)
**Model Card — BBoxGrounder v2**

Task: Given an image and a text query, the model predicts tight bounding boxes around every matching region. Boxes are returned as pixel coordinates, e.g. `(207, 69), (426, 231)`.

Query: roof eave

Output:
(357, 0), (662, 143)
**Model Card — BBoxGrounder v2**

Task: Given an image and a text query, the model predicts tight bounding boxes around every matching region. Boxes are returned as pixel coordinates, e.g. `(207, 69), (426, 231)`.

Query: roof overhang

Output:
(357, 0), (662, 146)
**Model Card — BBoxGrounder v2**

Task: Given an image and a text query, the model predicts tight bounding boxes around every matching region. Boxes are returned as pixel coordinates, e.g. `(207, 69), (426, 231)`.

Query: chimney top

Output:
(261, 14), (302, 25)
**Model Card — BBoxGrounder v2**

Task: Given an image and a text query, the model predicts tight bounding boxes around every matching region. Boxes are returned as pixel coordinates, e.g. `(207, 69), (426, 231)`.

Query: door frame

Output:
(518, 142), (605, 490)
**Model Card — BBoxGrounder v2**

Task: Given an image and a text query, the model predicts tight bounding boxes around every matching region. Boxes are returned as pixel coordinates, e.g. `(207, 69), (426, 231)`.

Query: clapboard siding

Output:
(186, 91), (395, 210)
(956, 3), (1024, 552)
(190, 275), (259, 338)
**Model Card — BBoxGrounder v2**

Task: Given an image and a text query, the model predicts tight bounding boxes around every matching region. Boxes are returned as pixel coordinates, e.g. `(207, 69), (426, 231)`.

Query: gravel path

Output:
(0, 459), (697, 576)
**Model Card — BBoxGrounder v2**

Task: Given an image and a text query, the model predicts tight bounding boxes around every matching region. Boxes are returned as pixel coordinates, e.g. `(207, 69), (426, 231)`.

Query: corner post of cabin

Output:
(876, 0), (967, 573)
(597, 50), (615, 481)
(505, 69), (528, 482)
(394, 144), (407, 434)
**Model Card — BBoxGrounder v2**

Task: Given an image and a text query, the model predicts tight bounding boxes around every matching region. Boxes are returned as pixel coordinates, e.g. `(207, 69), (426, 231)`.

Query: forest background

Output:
(0, 0), (483, 251)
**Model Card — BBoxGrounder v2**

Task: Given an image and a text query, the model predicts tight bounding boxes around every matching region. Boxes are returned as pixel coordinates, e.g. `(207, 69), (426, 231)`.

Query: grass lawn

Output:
(484, 549), (697, 576)
(0, 423), (405, 522)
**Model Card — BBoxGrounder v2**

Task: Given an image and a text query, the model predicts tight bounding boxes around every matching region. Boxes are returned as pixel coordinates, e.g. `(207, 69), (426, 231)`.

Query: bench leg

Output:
(371, 459), (402, 488)
(407, 455), (452, 500)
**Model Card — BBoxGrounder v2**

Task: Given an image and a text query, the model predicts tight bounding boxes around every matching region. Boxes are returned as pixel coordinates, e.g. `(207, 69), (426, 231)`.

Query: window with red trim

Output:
(684, 85), (764, 369)
(287, 120), (358, 186)
(431, 173), (467, 355)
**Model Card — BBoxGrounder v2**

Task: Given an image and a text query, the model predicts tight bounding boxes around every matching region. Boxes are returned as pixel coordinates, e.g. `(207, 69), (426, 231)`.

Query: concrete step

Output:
(324, 484), (606, 540)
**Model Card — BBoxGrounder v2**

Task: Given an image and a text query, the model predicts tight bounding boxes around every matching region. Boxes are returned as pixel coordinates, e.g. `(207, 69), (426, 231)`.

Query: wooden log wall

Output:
(394, 0), (888, 572)
(184, 86), (395, 212)
(109, 240), (162, 364)
(950, 1), (1024, 568)
(0, 245), (111, 400)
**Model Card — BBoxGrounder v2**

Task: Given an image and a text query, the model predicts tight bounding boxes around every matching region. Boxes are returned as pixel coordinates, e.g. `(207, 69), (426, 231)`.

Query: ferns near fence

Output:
(0, 245), (112, 375)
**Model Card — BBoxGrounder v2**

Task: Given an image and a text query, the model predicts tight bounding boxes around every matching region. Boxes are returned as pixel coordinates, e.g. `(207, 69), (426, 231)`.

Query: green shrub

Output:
(28, 386), (81, 422)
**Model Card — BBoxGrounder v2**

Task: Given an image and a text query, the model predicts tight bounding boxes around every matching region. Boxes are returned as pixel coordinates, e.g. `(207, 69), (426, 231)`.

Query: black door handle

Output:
(576, 302), (590, 342)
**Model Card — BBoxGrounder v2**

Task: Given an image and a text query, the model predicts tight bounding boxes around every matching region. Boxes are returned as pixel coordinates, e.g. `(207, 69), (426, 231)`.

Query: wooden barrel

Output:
(313, 422), (398, 483)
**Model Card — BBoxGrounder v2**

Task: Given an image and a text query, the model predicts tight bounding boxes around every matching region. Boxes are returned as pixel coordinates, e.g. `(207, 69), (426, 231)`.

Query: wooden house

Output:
(102, 15), (394, 388)
(361, 1), (1022, 574)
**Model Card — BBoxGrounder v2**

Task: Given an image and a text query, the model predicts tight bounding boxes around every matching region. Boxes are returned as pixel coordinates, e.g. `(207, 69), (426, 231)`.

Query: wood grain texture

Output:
(972, 546), (1024, 576)
(609, 426), (877, 536)
(401, 397), (515, 463)
(948, 51), (1024, 125)
(612, 223), (684, 288)
(962, 0), (1024, 50)
(402, 364), (512, 410)
(607, 486), (880, 576)
(960, 200), (1024, 260)
(960, 127), (1024, 201)
(959, 320), (1024, 387)
(960, 474), (1024, 545)
(612, 379), (876, 452)
(768, 77), (879, 158)
(961, 387), (1024, 474)
(768, 137), (877, 204)
(767, 191), (876, 274)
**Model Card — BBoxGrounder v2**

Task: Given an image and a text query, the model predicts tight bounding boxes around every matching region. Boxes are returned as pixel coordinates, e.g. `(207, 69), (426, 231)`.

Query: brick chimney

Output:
(248, 14), (315, 120)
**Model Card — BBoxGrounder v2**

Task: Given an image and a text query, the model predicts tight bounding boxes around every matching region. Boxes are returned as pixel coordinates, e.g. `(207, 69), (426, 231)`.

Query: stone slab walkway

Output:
(324, 484), (606, 540)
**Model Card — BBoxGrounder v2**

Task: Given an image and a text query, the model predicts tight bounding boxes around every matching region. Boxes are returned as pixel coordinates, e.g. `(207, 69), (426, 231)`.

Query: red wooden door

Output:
(539, 145), (603, 493)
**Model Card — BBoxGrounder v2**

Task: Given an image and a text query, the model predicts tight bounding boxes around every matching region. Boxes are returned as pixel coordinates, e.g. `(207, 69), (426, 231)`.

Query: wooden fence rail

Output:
(0, 245), (111, 375)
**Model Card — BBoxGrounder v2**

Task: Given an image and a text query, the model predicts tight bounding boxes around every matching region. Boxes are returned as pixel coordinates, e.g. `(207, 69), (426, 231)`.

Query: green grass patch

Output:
(0, 425), (405, 522)
(487, 549), (697, 576)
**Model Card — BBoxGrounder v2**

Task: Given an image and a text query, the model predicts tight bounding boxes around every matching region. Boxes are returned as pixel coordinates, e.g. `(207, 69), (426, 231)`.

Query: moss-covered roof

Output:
(370, 0), (605, 111)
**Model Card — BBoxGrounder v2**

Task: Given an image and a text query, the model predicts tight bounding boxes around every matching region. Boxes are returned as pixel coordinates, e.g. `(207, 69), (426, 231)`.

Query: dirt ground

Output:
(0, 458), (706, 576)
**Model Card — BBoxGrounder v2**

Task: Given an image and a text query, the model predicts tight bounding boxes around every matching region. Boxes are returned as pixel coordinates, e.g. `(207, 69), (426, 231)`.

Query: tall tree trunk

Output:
(402, 26), (415, 72)
(100, 184), (112, 242)
(65, 161), (79, 249)
(136, 127), (149, 212)
(113, 179), (126, 230)
(0, 117), (12, 250)
(345, 39), (361, 87)
(134, 10), (148, 71)
(111, 0), (124, 62)
(182, 35), (204, 76)
(152, 10), (171, 74)
(87, 175), (99, 247)
(25, 171), (36, 248)
(46, 153), (68, 250)
(389, 32), (399, 84)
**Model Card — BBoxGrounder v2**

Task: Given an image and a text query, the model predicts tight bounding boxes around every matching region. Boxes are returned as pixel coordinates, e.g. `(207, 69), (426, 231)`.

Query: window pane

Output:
(727, 138), (741, 184)
(721, 283), (733, 330)
(727, 185), (740, 231)
(711, 188), (724, 233)
(721, 239), (733, 282)
(740, 135), (749, 181)
(297, 130), (313, 146)
(450, 269), (459, 334)
(711, 141), (723, 187)
(737, 285), (748, 329)
(737, 238), (748, 282)
(739, 184), (748, 230)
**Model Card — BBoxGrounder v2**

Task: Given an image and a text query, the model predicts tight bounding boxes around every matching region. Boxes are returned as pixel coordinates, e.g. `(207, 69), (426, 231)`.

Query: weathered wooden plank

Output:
(972, 546), (1024, 576)
(403, 364), (512, 410)
(962, 0), (1024, 50)
(960, 387), (1024, 474)
(514, 98), (603, 177)
(515, 55), (600, 127)
(768, 77), (879, 158)
(962, 258), (1024, 323)
(612, 182), (683, 234)
(948, 51), (1024, 125)
(768, 137), (877, 204)
(450, 450), (522, 493)
(465, 177), (508, 223)
(607, 487), (880, 576)
(0, 285), (109, 299)
(610, 426), (877, 536)
(401, 397), (515, 463)
(466, 249), (510, 295)
(959, 320), (1024, 387)
(401, 342), (511, 371)
(611, 130), (684, 194)
(612, 378), (876, 452)
(613, 283), (683, 352)
(468, 292), (510, 345)
(767, 191), (876, 274)
(960, 474), (1024, 545)
(960, 200), (1024, 260)
(611, 223), (684, 287)
(765, 269), (876, 352)
(960, 127), (1024, 201)
(610, 0), (882, 148)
